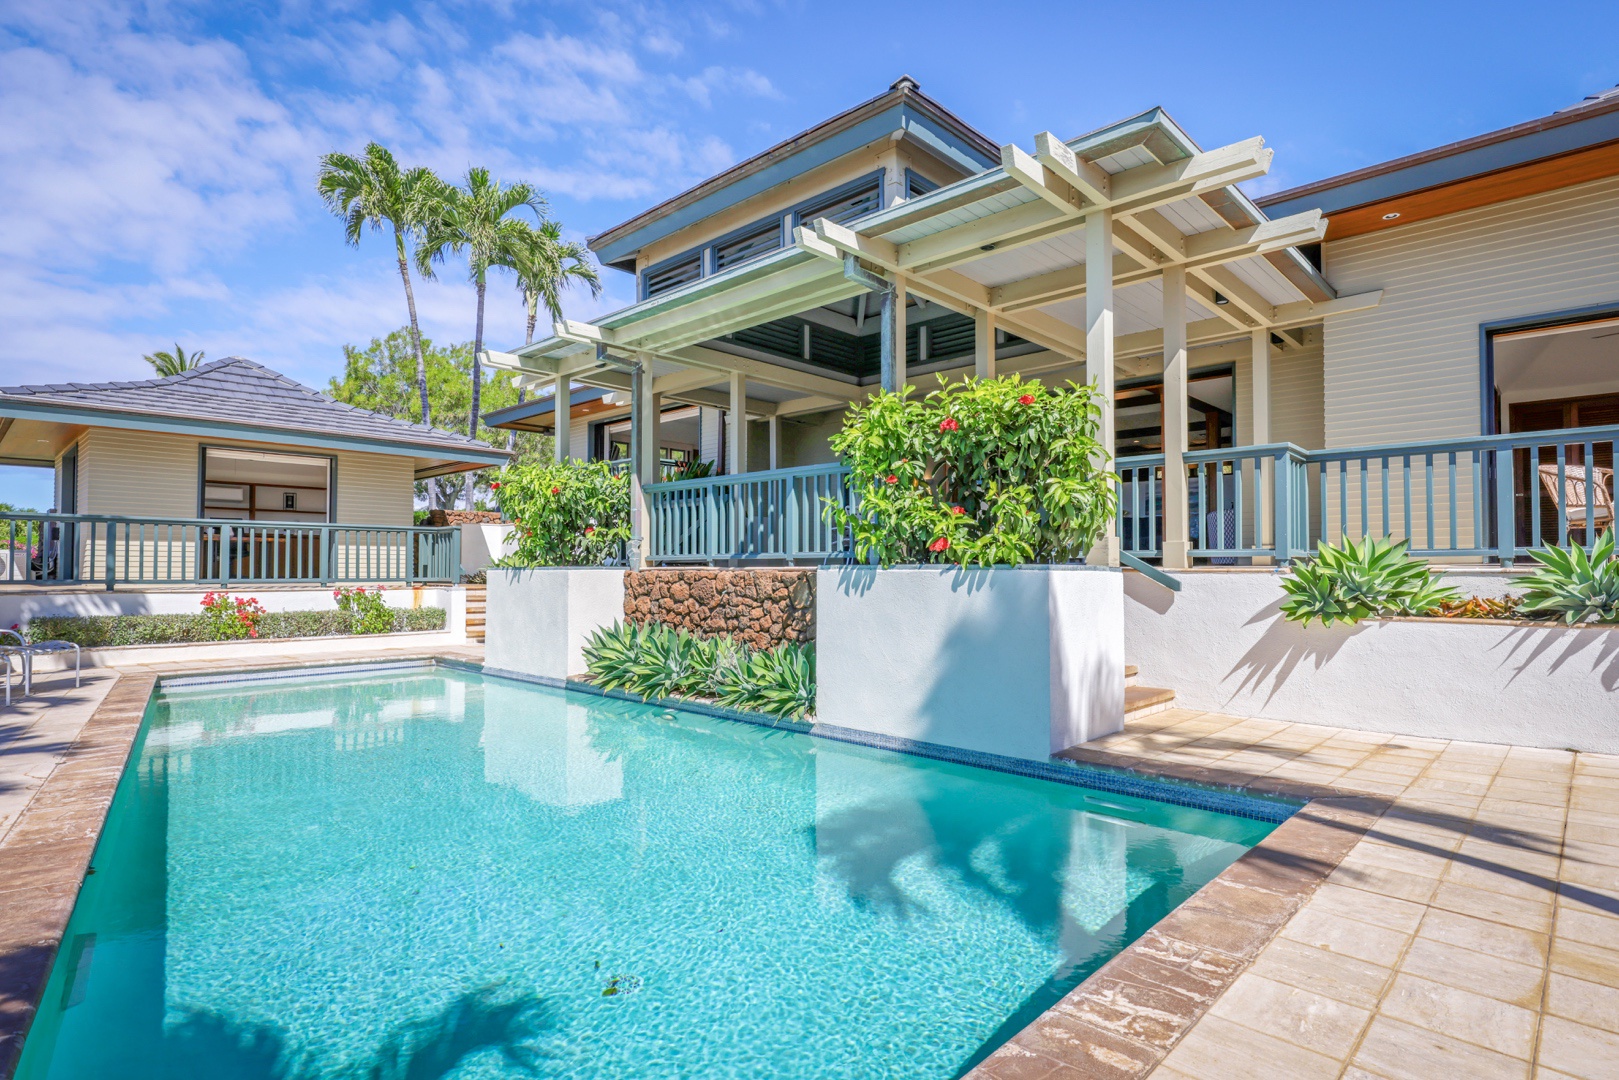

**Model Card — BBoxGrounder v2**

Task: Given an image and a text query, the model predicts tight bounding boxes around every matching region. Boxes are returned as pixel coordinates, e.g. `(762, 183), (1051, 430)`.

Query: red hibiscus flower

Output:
(550, 486), (561, 495)
(1018, 394), (1036, 405)
(939, 417), (959, 432)
(928, 536), (950, 553)
(950, 505), (965, 515)
(885, 474), (899, 485)
(584, 526), (596, 535)
(490, 481), (501, 490)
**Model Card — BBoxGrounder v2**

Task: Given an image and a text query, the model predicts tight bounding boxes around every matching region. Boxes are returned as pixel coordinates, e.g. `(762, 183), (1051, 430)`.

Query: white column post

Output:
(974, 309), (997, 379)
(628, 356), (654, 568)
(552, 374), (569, 462)
(1161, 264), (1191, 569)
(1085, 210), (1119, 566)
(728, 371), (748, 475)
(768, 415), (780, 471)
(1253, 328), (1274, 559)
(645, 390), (663, 483)
(880, 277), (908, 393)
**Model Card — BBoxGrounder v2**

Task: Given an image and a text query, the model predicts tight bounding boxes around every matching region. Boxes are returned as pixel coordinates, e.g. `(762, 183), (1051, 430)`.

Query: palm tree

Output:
(416, 167), (546, 506)
(143, 344), (204, 377)
(499, 220), (602, 450)
(316, 143), (440, 430)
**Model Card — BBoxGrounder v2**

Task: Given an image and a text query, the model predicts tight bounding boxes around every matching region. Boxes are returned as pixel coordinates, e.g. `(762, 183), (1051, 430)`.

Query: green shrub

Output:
(201, 591), (267, 639)
(334, 585), (395, 634)
(1518, 532), (1619, 624)
(1279, 536), (1459, 626)
(24, 606), (446, 647)
(492, 459), (630, 567)
(582, 621), (815, 720)
(827, 375), (1116, 567)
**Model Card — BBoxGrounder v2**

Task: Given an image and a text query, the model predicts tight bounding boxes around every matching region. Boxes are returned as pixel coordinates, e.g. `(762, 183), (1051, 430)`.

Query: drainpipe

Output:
(596, 343), (647, 569)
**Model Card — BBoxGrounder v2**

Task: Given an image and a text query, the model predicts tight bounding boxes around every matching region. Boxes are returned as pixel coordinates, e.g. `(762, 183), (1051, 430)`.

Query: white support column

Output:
(1161, 264), (1191, 569)
(974, 309), (997, 379)
(1253, 329), (1274, 558)
(628, 357), (654, 568)
(552, 374), (569, 462)
(1086, 210), (1119, 566)
(768, 415), (780, 470)
(881, 278), (908, 393)
(646, 390), (663, 482)
(728, 371), (748, 475)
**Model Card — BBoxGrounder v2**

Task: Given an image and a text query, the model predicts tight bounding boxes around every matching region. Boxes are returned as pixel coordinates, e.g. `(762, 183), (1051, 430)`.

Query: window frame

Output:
(197, 444), (338, 523)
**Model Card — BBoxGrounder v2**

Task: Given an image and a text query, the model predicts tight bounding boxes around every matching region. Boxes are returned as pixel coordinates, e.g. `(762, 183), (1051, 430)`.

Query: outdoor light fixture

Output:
(1382, 212), (1402, 220)
(980, 244), (996, 251)
(1213, 292), (1230, 306)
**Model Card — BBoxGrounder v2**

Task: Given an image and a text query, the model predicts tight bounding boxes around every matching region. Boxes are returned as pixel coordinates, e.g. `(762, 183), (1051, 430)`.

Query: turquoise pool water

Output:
(17, 666), (1276, 1080)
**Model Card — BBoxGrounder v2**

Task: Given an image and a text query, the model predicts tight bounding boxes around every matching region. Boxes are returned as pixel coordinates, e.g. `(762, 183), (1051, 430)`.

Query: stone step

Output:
(1125, 664), (1138, 687)
(1124, 684), (1176, 718)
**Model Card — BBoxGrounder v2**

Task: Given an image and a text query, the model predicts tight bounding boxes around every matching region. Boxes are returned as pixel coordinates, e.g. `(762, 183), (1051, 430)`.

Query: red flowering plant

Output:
(334, 585), (396, 634)
(489, 459), (631, 567)
(827, 374), (1115, 566)
(200, 591), (267, 640)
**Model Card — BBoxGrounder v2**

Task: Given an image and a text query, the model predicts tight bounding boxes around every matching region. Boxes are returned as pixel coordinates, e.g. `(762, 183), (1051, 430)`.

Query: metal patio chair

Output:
(0, 628), (82, 699)
(1537, 463), (1615, 544)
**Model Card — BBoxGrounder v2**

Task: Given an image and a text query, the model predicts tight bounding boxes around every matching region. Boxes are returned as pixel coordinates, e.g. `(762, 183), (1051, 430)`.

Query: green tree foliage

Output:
(415, 167), (546, 508)
(326, 328), (547, 508)
(143, 343), (204, 378)
(827, 375), (1117, 566)
(490, 458), (630, 566)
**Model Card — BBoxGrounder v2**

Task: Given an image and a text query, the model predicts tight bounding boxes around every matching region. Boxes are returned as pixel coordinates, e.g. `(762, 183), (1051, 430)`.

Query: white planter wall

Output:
(1125, 569), (1619, 752)
(483, 568), (625, 683)
(816, 566), (1125, 762)
(460, 523), (516, 575)
(0, 586), (458, 628)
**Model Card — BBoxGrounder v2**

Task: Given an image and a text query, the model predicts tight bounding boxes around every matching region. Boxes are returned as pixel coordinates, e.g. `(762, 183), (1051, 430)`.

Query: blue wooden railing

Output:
(0, 514), (461, 589)
(644, 462), (857, 562)
(640, 423), (1615, 565)
(1119, 422), (1618, 564)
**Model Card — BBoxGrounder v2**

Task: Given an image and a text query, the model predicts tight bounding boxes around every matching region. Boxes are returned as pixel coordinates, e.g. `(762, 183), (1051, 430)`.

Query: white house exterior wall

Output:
(1321, 173), (1619, 448)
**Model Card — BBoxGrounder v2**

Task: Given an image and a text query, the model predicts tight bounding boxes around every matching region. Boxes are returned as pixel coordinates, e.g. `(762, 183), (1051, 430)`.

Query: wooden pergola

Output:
(485, 108), (1381, 567)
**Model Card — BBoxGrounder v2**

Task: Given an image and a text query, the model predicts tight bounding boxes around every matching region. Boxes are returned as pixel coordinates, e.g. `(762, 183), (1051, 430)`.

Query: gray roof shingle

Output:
(0, 357), (507, 460)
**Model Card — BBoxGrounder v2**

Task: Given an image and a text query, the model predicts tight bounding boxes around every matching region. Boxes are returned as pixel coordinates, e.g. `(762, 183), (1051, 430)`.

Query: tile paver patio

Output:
(1041, 707), (1619, 1080)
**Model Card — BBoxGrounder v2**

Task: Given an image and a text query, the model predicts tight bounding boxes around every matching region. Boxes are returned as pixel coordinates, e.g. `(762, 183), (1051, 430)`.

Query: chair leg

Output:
(74, 646), (81, 689)
(21, 654), (30, 697)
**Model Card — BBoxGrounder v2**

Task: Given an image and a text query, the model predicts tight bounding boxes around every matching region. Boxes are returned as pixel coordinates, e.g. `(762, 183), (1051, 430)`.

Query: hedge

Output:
(25, 607), (447, 648)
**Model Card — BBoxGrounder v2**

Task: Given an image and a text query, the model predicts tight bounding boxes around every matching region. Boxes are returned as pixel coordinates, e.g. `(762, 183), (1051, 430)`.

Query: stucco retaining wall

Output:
(623, 568), (814, 649)
(484, 568), (625, 682)
(1124, 568), (1619, 752)
(817, 566), (1125, 762)
(0, 585), (462, 635)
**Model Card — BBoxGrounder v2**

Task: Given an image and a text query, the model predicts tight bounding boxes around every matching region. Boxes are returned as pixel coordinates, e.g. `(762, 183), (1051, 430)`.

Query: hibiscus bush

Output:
(334, 585), (395, 634)
(201, 591), (266, 639)
(827, 375), (1116, 566)
(492, 459), (631, 567)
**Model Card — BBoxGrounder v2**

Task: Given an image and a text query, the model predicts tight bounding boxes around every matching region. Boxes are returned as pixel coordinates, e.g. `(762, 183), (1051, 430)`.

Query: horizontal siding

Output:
(1323, 173), (1619, 448)
(1234, 330), (1326, 451)
(74, 428), (413, 525)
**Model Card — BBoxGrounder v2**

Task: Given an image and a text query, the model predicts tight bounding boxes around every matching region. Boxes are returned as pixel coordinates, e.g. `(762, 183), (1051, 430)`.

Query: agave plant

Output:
(736, 643), (816, 720)
(582, 620), (816, 718)
(1518, 531), (1619, 624)
(582, 621), (642, 692)
(1279, 535), (1459, 627)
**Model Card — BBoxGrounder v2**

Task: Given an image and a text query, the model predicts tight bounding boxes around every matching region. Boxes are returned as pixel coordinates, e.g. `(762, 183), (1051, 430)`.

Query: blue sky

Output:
(2, 0), (1618, 507)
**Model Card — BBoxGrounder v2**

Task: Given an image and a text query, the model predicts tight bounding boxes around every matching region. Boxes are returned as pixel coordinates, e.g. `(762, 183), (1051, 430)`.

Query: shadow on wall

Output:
(1495, 621), (1619, 691)
(1225, 594), (1367, 708)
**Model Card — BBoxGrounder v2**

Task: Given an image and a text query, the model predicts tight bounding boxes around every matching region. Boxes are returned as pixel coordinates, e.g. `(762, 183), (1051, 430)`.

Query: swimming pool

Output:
(17, 664), (1281, 1079)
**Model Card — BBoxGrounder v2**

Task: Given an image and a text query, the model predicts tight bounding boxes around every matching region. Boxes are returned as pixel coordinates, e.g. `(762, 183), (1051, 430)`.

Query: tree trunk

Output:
(466, 276), (486, 510)
(511, 294), (537, 452)
(396, 227), (436, 507)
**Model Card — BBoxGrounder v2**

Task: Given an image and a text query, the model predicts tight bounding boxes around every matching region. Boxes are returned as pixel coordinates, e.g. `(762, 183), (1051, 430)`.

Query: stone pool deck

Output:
(974, 708), (1619, 1080)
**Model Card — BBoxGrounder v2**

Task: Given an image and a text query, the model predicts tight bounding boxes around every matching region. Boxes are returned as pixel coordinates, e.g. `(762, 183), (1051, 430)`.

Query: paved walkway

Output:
(0, 671), (119, 846)
(1085, 708), (1619, 1080)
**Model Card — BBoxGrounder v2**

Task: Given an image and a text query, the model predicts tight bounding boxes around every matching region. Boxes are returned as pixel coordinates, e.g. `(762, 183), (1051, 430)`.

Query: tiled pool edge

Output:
(965, 746), (1389, 1080)
(0, 673), (154, 1080)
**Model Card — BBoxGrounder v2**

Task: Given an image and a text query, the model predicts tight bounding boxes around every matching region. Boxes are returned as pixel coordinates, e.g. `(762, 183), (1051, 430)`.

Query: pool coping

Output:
(0, 655), (1384, 1080)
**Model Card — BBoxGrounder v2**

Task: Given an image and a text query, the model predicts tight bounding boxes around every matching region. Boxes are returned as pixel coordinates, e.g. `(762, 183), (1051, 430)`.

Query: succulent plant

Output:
(1517, 531), (1619, 624)
(1279, 535), (1459, 627)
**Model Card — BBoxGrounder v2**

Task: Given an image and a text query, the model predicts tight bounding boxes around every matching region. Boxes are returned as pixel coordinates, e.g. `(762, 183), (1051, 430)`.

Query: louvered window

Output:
(643, 253), (702, 298)
(713, 218), (782, 272)
(794, 176), (882, 229)
(905, 170), (939, 198)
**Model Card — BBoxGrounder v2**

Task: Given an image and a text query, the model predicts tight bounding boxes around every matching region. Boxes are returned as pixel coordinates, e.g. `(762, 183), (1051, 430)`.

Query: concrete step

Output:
(1125, 664), (1138, 687)
(1124, 684), (1176, 718)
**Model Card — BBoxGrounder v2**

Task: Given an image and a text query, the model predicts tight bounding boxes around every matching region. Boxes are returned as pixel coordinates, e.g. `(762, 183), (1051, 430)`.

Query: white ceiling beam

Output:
(1184, 271), (1257, 330)
(1033, 132), (1111, 204)
(1269, 290), (1384, 329)
(1106, 137), (1272, 212)
(895, 200), (1061, 271)
(670, 345), (863, 401)
(1001, 143), (1085, 216)
(1181, 210), (1325, 268)
(1123, 208), (1187, 260)
(773, 394), (853, 417)
(1193, 265), (1275, 326)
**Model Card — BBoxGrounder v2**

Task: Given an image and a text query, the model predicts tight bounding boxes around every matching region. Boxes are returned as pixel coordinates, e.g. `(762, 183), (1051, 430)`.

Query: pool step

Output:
(464, 584), (487, 643)
(1124, 683), (1176, 718)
